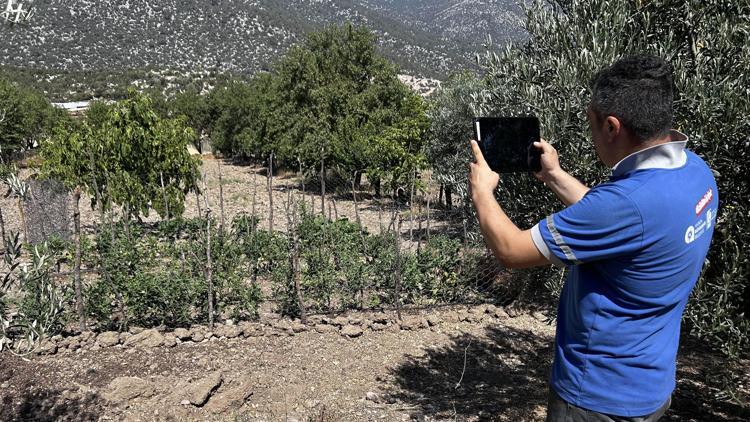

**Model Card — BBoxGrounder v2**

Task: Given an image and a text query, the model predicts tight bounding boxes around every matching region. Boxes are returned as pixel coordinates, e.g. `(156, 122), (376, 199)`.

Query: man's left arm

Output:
(469, 140), (550, 269)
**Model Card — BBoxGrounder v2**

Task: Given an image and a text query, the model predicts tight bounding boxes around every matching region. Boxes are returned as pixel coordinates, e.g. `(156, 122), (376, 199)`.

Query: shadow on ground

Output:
(387, 324), (749, 421)
(0, 387), (103, 422)
(386, 324), (553, 420)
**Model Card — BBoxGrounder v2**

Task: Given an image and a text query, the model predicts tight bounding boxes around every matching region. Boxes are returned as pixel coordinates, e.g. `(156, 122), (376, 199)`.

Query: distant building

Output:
(51, 101), (91, 117)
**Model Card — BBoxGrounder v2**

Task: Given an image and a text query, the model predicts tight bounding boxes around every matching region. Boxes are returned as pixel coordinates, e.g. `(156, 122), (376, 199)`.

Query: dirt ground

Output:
(3, 157), (458, 250)
(0, 305), (748, 422)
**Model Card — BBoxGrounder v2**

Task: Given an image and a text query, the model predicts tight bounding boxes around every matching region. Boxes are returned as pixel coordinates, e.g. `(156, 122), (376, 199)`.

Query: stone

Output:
(469, 305), (487, 315)
(238, 321), (260, 337)
(444, 311), (461, 323)
(163, 335), (177, 348)
(103, 377), (156, 403)
(371, 323), (387, 331)
(340, 325), (363, 338)
(399, 316), (427, 331)
(306, 315), (324, 325)
(331, 316), (348, 327)
(97, 331), (121, 347)
(493, 307), (509, 319)
(185, 371), (224, 407)
(290, 321), (307, 333)
(119, 332), (132, 343)
(205, 383), (253, 414)
(532, 311), (548, 322)
(213, 324), (242, 339)
(348, 316), (362, 325)
(37, 339), (57, 355)
(485, 304), (497, 314)
(365, 391), (381, 402)
(314, 324), (338, 334)
(191, 327), (206, 343)
(273, 319), (293, 333)
(426, 315), (441, 327)
(80, 331), (96, 342)
(370, 312), (389, 324)
(173, 328), (191, 341)
(66, 338), (81, 351)
(506, 306), (521, 318)
(124, 329), (164, 348)
(129, 327), (145, 335)
(458, 311), (475, 322)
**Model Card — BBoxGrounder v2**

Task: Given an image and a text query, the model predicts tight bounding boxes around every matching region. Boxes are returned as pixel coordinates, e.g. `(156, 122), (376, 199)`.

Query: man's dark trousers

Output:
(546, 389), (671, 422)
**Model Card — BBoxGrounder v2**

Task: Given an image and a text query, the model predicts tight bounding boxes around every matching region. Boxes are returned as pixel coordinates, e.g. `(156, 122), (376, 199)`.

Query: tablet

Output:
(473, 117), (542, 173)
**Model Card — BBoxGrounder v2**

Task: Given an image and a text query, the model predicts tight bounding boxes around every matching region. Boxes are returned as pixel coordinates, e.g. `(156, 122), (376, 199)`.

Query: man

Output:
(468, 55), (718, 421)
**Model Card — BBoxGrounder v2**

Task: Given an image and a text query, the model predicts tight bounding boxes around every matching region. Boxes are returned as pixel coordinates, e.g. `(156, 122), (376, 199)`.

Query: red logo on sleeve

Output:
(695, 189), (713, 215)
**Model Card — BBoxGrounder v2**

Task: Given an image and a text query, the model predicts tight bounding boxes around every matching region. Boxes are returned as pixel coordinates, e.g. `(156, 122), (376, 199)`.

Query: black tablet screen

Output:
(473, 117), (541, 173)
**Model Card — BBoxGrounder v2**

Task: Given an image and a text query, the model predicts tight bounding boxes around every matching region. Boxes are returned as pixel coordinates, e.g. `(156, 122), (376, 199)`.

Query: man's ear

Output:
(605, 116), (622, 142)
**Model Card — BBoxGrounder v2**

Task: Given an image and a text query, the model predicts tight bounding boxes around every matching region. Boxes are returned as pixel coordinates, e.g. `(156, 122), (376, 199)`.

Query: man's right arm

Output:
(533, 140), (590, 206)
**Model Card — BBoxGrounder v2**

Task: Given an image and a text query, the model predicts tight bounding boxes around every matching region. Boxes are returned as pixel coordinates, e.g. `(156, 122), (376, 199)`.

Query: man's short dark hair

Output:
(590, 55), (674, 142)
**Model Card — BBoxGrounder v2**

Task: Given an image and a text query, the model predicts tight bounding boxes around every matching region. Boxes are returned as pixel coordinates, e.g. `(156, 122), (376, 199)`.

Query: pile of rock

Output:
(29, 304), (529, 355)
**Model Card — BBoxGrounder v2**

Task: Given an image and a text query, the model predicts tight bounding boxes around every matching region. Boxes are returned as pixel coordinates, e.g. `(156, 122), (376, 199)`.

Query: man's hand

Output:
(533, 138), (590, 206)
(533, 138), (563, 183)
(469, 139), (499, 199)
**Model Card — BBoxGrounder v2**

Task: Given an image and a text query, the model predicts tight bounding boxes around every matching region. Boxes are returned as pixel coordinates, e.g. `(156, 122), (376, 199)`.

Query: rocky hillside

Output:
(0, 0), (525, 80)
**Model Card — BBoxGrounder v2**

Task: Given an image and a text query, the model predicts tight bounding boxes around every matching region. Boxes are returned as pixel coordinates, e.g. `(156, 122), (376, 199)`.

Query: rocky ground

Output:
(1, 304), (748, 421)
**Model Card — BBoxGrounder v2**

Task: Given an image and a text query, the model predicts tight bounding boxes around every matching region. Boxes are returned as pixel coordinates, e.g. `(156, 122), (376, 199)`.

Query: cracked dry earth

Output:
(2, 307), (749, 422)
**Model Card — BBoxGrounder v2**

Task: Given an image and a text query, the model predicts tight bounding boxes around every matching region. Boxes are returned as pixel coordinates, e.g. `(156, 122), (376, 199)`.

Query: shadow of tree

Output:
(386, 324), (749, 421)
(0, 387), (103, 422)
(664, 336), (750, 421)
(386, 324), (553, 420)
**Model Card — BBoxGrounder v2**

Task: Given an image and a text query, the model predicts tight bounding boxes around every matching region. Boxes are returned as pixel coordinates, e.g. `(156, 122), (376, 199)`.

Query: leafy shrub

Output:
(87, 220), (262, 329)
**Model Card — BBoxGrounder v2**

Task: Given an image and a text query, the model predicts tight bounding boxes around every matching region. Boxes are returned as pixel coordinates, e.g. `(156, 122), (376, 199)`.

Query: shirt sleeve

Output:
(531, 185), (644, 266)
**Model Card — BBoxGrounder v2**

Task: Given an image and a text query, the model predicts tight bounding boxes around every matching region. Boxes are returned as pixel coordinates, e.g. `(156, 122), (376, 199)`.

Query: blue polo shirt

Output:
(531, 130), (718, 416)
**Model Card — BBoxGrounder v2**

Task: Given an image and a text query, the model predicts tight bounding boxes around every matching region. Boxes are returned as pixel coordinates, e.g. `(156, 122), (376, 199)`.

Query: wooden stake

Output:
(394, 215), (402, 321)
(218, 160), (225, 231)
(202, 171), (214, 330)
(73, 186), (85, 332)
(268, 153), (274, 232)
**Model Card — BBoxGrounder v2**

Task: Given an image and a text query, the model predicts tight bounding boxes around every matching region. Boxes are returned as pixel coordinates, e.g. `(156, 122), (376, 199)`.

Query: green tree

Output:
(0, 77), (66, 161)
(42, 90), (201, 221)
(208, 76), (274, 159)
(269, 23), (428, 186)
(425, 72), (483, 207)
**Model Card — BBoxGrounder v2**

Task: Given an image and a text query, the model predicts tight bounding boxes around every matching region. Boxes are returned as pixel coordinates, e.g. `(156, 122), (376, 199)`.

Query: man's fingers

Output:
(533, 138), (552, 153)
(470, 139), (487, 165)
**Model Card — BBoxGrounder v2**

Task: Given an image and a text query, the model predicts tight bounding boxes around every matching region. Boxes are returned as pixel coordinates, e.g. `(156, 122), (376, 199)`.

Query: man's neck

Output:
(611, 131), (674, 167)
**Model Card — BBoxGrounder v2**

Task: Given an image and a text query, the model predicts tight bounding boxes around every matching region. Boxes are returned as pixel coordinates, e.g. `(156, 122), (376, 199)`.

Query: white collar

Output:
(611, 130), (688, 178)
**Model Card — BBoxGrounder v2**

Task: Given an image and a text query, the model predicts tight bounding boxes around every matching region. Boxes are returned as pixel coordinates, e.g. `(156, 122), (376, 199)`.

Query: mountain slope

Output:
(0, 0), (525, 90)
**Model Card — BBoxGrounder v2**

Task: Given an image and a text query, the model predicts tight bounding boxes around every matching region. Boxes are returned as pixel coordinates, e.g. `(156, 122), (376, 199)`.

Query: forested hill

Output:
(0, 0), (525, 80)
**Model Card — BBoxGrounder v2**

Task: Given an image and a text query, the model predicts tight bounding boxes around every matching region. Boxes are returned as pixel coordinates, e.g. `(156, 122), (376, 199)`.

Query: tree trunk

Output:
(445, 185), (453, 209)
(374, 178), (382, 197)
(320, 156), (326, 217)
(73, 187), (85, 332)
(160, 171), (170, 221)
(354, 171), (363, 190)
